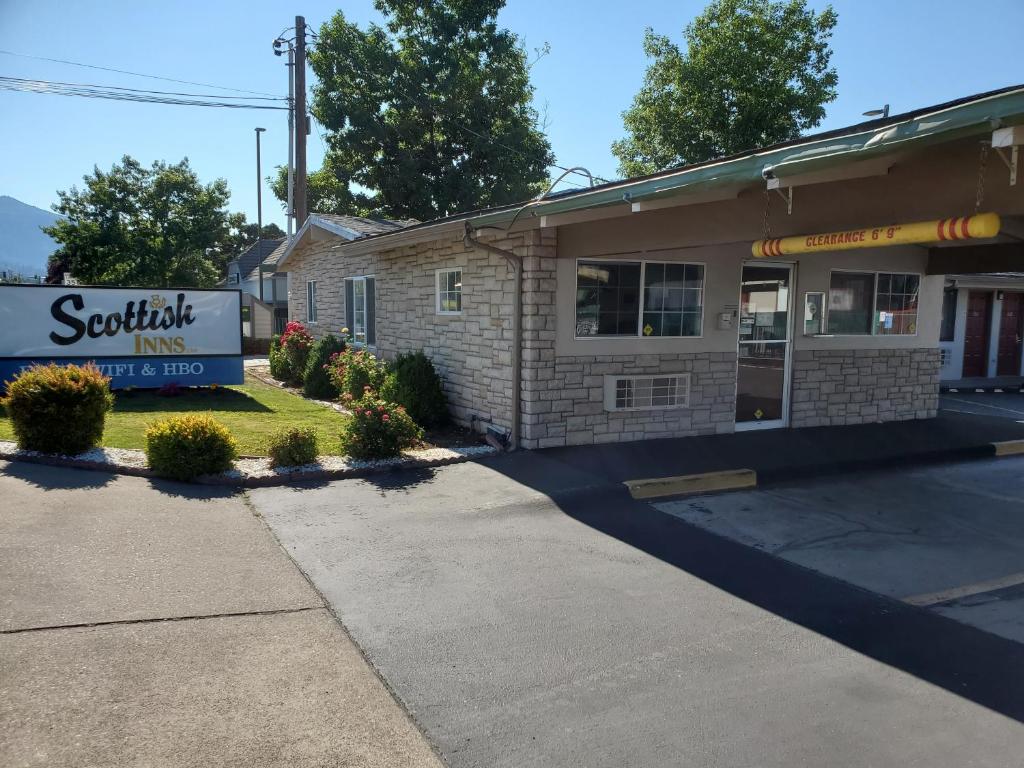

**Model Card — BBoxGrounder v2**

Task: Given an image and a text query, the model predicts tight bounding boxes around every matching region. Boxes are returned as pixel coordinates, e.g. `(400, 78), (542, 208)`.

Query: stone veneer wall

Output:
(287, 229), (551, 434)
(790, 348), (940, 427)
(521, 353), (738, 448)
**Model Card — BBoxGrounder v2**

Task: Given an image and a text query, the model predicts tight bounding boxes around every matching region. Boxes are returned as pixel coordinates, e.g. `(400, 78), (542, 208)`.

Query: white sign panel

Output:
(0, 285), (242, 358)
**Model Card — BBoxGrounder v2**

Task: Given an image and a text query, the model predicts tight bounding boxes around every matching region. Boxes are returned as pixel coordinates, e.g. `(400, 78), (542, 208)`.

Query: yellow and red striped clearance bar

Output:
(752, 212), (1001, 258)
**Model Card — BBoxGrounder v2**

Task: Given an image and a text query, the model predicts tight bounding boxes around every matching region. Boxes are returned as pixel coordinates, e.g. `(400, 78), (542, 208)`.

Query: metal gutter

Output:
(463, 223), (522, 450)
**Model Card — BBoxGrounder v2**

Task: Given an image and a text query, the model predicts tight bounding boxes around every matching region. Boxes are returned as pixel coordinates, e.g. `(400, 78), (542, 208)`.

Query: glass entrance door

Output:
(736, 264), (793, 430)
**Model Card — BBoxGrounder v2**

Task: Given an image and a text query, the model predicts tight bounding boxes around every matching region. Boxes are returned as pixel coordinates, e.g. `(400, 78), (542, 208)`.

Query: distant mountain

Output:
(0, 196), (62, 279)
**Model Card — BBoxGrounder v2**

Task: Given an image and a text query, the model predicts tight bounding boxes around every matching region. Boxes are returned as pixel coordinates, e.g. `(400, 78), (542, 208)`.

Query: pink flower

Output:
(382, 413), (390, 422)
(364, 410), (373, 417)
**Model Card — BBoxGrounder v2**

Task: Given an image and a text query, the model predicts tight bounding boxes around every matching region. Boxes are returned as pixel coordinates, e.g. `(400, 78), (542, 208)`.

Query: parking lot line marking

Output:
(624, 468), (757, 500)
(942, 396), (1024, 417)
(902, 572), (1024, 607)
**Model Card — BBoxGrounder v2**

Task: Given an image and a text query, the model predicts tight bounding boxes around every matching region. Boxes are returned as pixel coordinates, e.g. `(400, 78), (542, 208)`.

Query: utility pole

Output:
(255, 126), (266, 302)
(294, 15), (308, 228)
(287, 44), (295, 238)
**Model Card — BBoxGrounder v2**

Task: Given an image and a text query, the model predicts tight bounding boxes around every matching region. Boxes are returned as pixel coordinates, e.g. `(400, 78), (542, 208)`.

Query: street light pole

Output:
(255, 127), (266, 236)
(255, 127), (267, 302)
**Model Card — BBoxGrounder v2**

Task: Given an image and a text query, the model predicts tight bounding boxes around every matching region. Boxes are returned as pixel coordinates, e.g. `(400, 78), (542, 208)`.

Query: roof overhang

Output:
(275, 215), (369, 270)
(305, 85), (1024, 260)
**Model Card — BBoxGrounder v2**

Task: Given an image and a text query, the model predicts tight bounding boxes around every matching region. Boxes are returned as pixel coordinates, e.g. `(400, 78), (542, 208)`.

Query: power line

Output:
(0, 76), (289, 110)
(0, 76), (286, 101)
(0, 48), (282, 97)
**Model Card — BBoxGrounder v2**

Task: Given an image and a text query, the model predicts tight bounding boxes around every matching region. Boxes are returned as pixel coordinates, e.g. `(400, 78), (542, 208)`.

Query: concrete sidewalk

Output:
(0, 460), (442, 768)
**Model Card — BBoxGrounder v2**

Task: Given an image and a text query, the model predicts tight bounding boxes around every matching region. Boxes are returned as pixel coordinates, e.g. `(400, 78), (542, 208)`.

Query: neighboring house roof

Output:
(229, 238), (286, 281)
(261, 240), (289, 273)
(320, 83), (1024, 257)
(276, 213), (419, 269)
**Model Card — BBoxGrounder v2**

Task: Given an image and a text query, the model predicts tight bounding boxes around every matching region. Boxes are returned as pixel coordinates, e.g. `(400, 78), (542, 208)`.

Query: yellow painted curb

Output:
(992, 439), (1024, 457)
(624, 468), (757, 500)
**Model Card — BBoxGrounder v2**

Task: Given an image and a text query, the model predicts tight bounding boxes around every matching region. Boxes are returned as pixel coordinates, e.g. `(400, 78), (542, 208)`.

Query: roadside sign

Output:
(0, 284), (243, 389)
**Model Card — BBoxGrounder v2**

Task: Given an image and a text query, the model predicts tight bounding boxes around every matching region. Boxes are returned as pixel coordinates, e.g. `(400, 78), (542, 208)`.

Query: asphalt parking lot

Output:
(939, 389), (1024, 421)
(251, 454), (1024, 768)
(659, 455), (1024, 644)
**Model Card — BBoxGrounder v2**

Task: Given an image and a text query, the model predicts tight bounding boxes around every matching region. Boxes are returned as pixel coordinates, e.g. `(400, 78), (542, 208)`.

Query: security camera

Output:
(761, 167), (775, 180)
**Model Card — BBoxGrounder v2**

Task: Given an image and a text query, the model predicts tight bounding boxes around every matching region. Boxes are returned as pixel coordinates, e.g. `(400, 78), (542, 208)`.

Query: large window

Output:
(344, 276), (375, 346)
(436, 268), (462, 314)
(306, 280), (318, 324)
(576, 260), (704, 338)
(826, 271), (920, 336)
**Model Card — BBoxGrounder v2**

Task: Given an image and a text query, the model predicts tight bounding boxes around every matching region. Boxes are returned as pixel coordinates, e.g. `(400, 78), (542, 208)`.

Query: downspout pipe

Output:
(463, 222), (522, 450)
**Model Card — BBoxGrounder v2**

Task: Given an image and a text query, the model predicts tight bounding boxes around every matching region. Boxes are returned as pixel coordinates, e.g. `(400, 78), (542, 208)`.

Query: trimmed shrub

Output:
(303, 334), (346, 400)
(268, 334), (292, 382)
(379, 351), (448, 428)
(328, 347), (388, 400)
(2, 363), (114, 455)
(145, 414), (238, 481)
(339, 394), (423, 459)
(267, 426), (319, 467)
(279, 321), (313, 386)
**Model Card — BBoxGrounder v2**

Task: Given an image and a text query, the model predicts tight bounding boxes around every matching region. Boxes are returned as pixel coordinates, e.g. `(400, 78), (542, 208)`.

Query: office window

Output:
(575, 260), (704, 338)
(306, 280), (317, 324)
(344, 276), (375, 346)
(875, 273), (920, 335)
(436, 268), (463, 314)
(826, 271), (919, 336)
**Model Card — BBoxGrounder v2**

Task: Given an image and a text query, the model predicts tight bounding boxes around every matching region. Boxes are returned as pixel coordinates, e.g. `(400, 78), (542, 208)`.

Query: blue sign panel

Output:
(0, 356), (243, 390)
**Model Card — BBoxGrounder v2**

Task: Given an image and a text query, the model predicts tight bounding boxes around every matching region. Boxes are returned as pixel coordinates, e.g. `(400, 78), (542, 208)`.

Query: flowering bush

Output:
(268, 334), (291, 381)
(279, 321), (314, 385)
(338, 394), (423, 459)
(327, 347), (388, 400)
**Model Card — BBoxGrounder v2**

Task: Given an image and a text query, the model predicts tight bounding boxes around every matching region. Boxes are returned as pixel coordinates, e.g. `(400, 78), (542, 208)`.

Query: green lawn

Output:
(0, 374), (349, 456)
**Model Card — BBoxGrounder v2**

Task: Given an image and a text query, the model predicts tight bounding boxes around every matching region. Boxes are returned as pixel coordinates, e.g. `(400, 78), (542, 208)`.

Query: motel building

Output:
(281, 86), (1024, 448)
(939, 272), (1024, 389)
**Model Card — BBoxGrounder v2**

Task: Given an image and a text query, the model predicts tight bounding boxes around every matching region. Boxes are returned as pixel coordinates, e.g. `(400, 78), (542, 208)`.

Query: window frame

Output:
(435, 267), (463, 316)
(345, 274), (375, 347)
(825, 269), (922, 337)
(305, 280), (318, 324)
(574, 257), (706, 341)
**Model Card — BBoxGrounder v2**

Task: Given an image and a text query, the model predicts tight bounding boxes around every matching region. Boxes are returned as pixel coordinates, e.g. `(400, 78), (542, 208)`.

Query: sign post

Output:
(0, 285), (243, 390)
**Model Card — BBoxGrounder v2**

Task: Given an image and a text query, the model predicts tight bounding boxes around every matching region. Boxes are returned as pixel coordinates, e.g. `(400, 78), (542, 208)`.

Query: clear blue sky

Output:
(1, 0), (1022, 231)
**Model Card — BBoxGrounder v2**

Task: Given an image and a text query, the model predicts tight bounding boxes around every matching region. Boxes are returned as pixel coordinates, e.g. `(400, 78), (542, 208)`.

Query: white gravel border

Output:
(0, 439), (498, 486)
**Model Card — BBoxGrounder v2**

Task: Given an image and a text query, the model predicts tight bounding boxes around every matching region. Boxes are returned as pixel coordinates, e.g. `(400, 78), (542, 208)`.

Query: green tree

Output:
(45, 156), (236, 287)
(270, 163), (369, 220)
(286, 0), (553, 221)
(612, 0), (838, 178)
